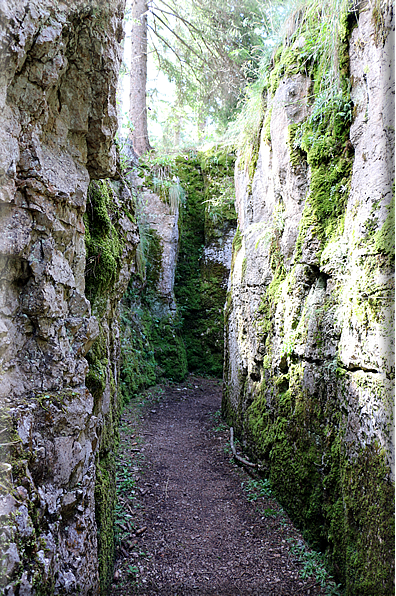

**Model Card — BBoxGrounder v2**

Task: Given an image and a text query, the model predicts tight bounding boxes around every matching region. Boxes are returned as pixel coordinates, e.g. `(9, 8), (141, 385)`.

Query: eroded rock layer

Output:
(0, 1), (130, 593)
(223, 5), (394, 594)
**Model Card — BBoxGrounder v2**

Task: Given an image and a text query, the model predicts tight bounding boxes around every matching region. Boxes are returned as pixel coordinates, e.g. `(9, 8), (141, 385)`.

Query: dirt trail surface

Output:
(111, 377), (331, 596)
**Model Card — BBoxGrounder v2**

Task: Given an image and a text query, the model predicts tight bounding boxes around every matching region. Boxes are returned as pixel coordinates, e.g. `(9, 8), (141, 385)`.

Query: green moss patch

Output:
(174, 150), (237, 376)
(294, 90), (354, 260)
(85, 180), (125, 303)
(374, 194), (395, 265)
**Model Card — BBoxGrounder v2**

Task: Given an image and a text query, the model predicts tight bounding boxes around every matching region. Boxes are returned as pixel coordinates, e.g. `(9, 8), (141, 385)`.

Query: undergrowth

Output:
(242, 478), (272, 500)
(287, 538), (344, 595)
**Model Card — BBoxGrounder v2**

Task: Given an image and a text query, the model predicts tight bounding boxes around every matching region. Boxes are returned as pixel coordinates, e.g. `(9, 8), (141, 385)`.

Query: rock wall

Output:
(175, 151), (237, 376)
(223, 4), (394, 594)
(139, 188), (180, 312)
(121, 149), (237, 385)
(0, 1), (130, 593)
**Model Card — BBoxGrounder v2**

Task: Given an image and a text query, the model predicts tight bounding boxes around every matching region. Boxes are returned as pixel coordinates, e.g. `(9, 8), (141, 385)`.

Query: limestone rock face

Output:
(0, 1), (127, 593)
(224, 5), (394, 593)
(141, 190), (180, 311)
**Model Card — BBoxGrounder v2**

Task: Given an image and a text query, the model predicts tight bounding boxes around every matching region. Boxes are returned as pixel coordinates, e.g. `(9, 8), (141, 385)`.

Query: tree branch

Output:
(151, 10), (211, 67)
(151, 0), (202, 35)
(147, 24), (205, 86)
(230, 427), (257, 469)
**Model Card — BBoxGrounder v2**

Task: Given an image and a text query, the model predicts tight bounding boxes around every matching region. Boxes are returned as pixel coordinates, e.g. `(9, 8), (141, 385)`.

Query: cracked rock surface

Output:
(0, 1), (129, 593)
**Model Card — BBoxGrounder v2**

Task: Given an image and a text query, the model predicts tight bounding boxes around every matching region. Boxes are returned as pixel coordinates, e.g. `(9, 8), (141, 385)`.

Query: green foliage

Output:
(287, 538), (343, 594)
(147, 0), (283, 138)
(241, 478), (272, 501)
(210, 409), (229, 432)
(225, 0), (355, 180)
(327, 442), (395, 594)
(114, 451), (137, 550)
(200, 148), (237, 239)
(262, 507), (281, 518)
(139, 153), (186, 212)
(127, 565), (139, 577)
(174, 153), (209, 371)
(139, 225), (188, 383)
(225, 78), (267, 172)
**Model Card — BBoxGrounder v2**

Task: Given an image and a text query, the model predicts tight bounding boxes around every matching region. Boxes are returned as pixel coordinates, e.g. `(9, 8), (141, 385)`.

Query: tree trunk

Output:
(129, 0), (152, 156)
(197, 110), (206, 143)
(174, 118), (181, 148)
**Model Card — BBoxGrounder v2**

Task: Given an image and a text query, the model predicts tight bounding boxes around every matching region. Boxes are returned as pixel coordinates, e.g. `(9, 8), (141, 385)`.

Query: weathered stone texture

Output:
(140, 189), (180, 311)
(224, 4), (394, 593)
(0, 1), (127, 593)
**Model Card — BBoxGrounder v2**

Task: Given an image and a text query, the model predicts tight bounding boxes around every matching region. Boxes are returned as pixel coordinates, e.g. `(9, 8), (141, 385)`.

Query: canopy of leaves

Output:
(147, 0), (284, 135)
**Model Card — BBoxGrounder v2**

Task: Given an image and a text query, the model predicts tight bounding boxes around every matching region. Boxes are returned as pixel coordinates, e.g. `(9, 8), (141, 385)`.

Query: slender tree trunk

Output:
(129, 0), (152, 156)
(197, 113), (206, 143)
(174, 117), (181, 148)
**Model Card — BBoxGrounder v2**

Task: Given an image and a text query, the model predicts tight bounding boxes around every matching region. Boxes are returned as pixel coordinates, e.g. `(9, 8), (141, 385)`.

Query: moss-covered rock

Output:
(223, 3), (394, 595)
(85, 180), (125, 304)
(173, 150), (237, 376)
(84, 176), (139, 594)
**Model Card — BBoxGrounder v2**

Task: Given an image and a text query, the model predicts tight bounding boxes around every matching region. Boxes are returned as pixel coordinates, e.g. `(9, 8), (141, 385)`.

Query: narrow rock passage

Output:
(111, 377), (329, 596)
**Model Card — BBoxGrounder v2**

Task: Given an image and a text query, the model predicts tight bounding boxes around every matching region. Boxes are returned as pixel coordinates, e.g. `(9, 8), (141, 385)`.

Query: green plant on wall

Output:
(222, 2), (395, 594)
(173, 149), (237, 376)
(138, 153), (186, 212)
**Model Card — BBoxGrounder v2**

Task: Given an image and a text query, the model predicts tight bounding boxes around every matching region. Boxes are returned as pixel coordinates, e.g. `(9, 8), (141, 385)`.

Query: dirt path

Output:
(110, 377), (335, 596)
